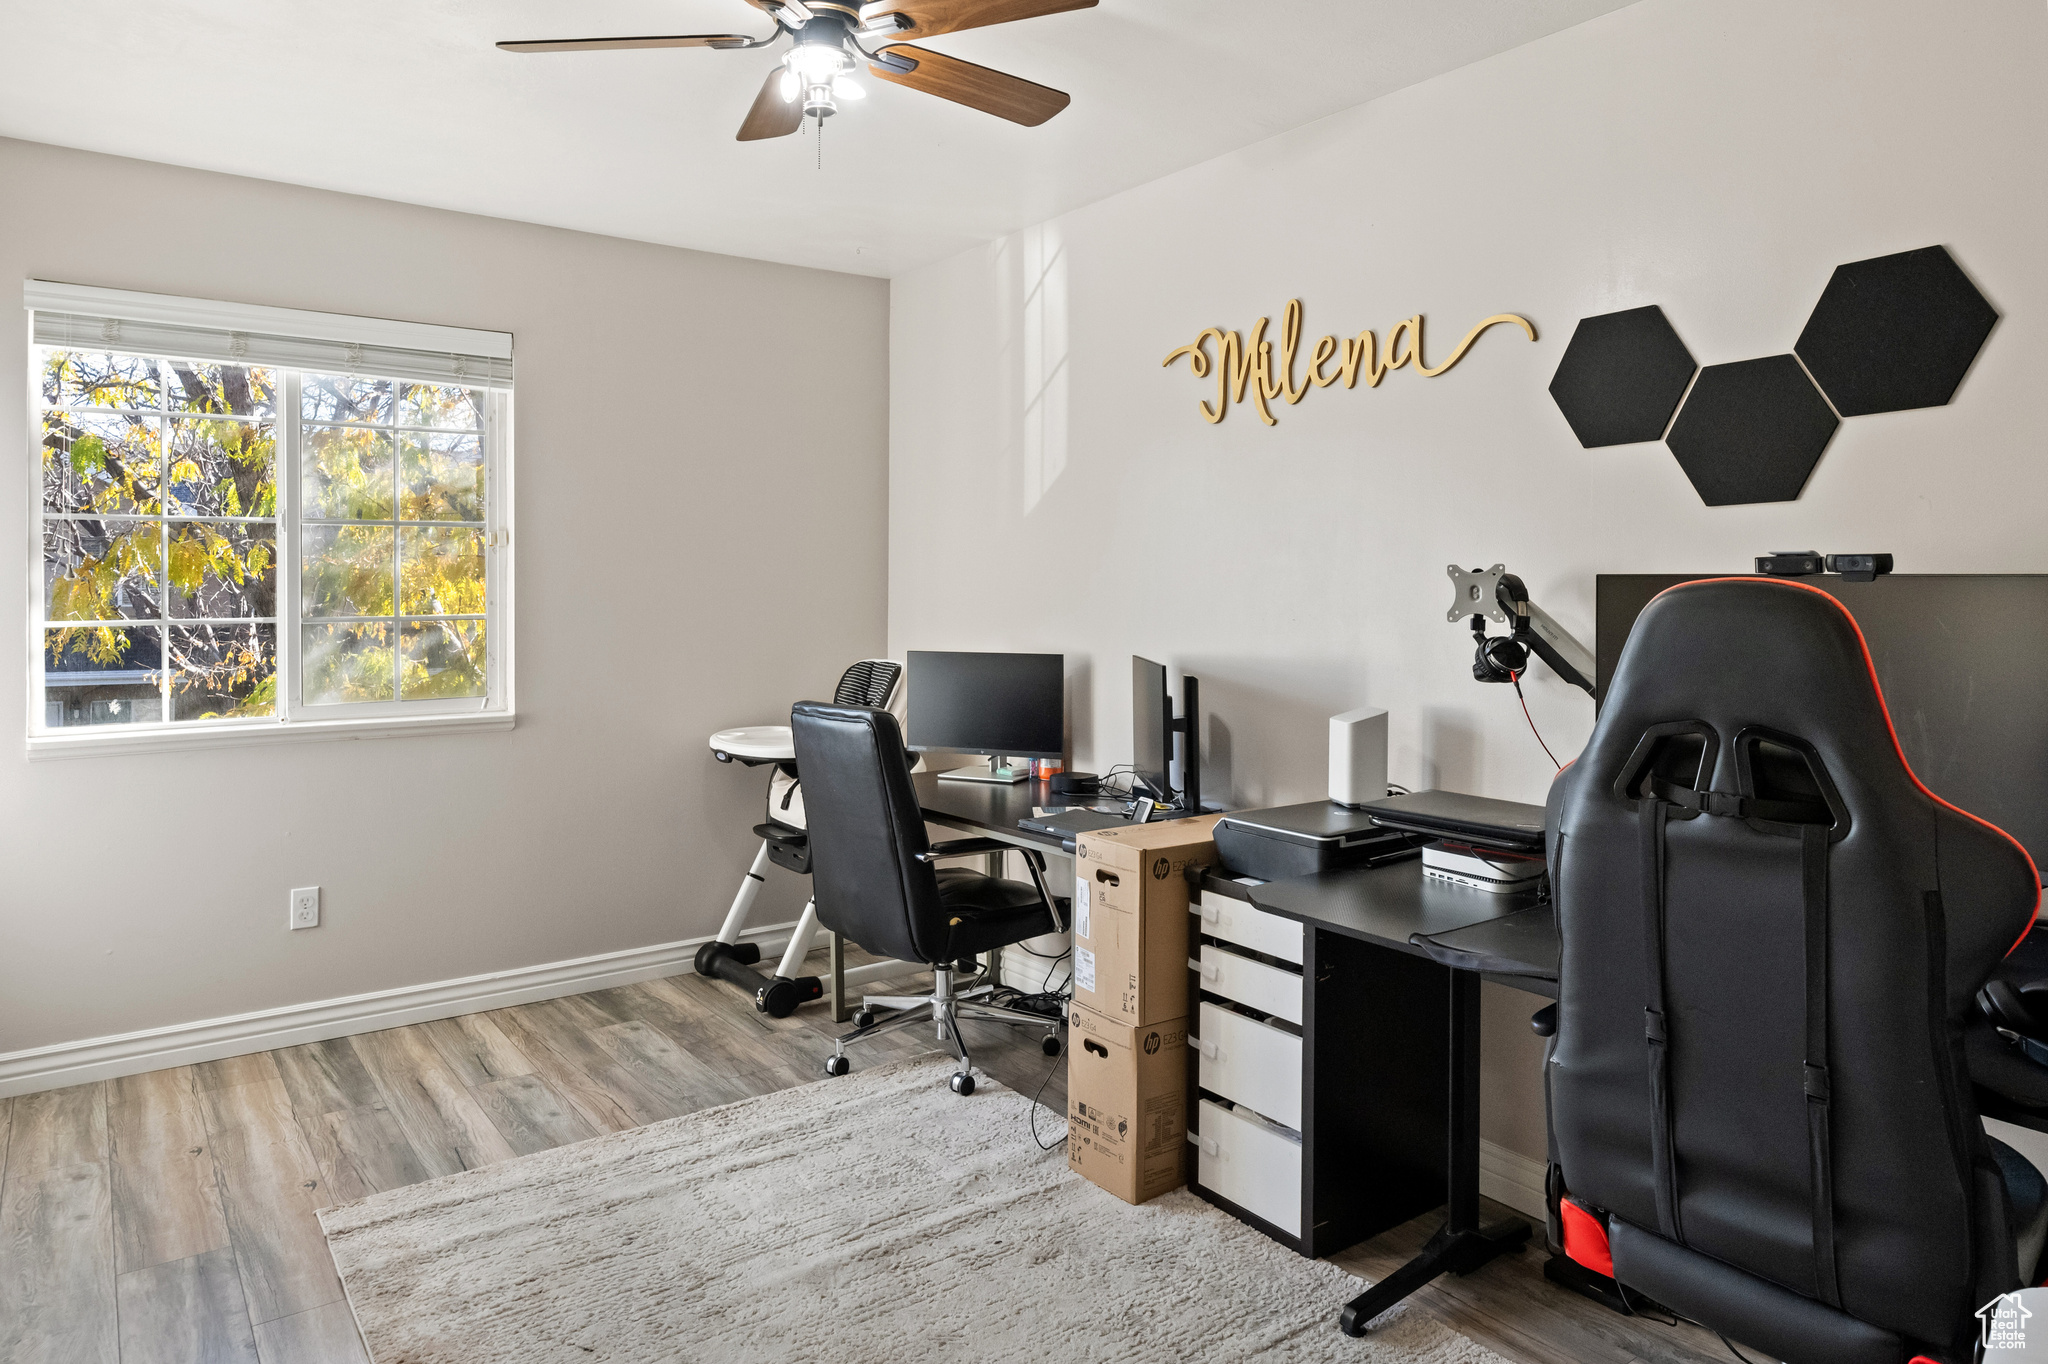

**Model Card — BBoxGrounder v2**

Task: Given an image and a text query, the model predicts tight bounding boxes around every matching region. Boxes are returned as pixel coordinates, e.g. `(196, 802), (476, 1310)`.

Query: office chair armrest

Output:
(916, 839), (1066, 934)
(919, 838), (1048, 872)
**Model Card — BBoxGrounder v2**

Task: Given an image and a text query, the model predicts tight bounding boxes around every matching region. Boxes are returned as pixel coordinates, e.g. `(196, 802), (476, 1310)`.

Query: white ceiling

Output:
(0, 0), (1636, 277)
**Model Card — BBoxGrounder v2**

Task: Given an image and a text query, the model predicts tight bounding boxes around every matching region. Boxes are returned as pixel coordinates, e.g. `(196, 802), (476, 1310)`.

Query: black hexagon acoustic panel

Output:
(1547, 243), (1995, 506)
(1795, 245), (1997, 416)
(1665, 356), (1839, 506)
(1547, 306), (1697, 447)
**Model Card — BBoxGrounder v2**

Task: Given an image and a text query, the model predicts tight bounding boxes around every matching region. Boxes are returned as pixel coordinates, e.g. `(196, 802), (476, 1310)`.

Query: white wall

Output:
(888, 0), (2048, 1158)
(0, 138), (890, 1062)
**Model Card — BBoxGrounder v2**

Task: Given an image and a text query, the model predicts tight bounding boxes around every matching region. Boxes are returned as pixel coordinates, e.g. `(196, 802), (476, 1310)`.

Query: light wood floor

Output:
(0, 947), (1731, 1364)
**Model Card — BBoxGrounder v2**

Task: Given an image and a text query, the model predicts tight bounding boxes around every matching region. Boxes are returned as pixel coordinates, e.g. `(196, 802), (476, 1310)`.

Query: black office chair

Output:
(1544, 577), (2044, 1364)
(790, 700), (1067, 1095)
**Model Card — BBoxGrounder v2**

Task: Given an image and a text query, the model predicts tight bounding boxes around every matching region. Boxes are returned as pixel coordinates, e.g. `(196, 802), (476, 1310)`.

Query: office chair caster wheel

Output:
(1041, 1033), (1062, 1057)
(824, 1055), (851, 1077)
(950, 1071), (976, 1096)
(852, 1008), (876, 1029)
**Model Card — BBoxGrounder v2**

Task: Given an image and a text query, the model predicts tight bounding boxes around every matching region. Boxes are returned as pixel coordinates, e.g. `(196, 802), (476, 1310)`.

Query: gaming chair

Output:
(1544, 577), (2044, 1364)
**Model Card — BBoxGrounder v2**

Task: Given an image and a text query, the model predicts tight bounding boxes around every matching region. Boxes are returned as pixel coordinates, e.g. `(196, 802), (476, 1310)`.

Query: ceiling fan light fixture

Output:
(778, 68), (800, 102)
(786, 39), (849, 84)
(832, 73), (866, 99)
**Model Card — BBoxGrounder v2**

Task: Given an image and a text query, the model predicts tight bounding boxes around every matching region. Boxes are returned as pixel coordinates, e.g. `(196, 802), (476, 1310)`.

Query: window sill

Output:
(26, 711), (515, 761)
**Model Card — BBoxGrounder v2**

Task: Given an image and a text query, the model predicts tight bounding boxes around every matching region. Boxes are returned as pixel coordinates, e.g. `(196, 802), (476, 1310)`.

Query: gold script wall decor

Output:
(1161, 300), (1536, 425)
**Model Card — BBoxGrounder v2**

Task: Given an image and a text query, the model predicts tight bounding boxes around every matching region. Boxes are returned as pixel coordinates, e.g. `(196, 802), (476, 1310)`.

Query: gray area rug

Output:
(321, 1055), (1510, 1363)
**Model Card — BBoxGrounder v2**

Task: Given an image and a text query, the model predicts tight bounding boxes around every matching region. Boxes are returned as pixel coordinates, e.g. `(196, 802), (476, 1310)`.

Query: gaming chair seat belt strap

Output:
(1637, 798), (1841, 1307)
(1638, 798), (1681, 1241)
(1801, 821), (1841, 1308)
(1649, 777), (1821, 826)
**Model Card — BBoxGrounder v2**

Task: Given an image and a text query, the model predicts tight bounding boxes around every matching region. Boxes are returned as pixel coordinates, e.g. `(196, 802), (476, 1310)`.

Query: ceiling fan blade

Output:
(861, 0), (1095, 39)
(868, 44), (1070, 126)
(498, 34), (758, 53)
(737, 65), (806, 140)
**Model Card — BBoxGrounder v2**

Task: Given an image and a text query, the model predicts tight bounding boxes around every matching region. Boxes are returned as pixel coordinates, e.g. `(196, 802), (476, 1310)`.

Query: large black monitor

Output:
(1133, 655), (1201, 812)
(905, 651), (1065, 759)
(1598, 574), (2048, 876)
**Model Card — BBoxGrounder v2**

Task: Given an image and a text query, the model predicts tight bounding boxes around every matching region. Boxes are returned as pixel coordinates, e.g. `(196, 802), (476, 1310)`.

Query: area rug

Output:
(320, 1055), (1509, 1363)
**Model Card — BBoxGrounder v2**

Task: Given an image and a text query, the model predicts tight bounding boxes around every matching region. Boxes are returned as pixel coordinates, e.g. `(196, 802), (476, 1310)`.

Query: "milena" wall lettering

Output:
(1161, 300), (1535, 425)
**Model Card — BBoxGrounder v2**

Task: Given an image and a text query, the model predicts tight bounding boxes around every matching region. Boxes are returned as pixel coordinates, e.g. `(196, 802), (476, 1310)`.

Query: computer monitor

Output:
(1133, 655), (1201, 812)
(1597, 574), (2048, 877)
(905, 651), (1065, 760)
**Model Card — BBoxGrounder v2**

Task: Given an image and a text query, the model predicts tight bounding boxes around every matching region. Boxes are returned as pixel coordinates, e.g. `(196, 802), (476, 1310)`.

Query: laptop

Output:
(1016, 807), (1140, 841)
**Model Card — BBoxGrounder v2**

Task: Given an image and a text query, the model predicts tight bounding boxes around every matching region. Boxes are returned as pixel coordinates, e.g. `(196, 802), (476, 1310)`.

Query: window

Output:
(27, 282), (513, 754)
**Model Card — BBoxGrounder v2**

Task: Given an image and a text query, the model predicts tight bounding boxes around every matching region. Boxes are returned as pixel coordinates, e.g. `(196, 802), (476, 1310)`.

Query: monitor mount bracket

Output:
(1446, 564), (1596, 697)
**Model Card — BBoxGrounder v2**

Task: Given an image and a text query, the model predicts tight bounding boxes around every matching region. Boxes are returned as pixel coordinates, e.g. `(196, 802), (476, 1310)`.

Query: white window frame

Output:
(24, 283), (516, 759)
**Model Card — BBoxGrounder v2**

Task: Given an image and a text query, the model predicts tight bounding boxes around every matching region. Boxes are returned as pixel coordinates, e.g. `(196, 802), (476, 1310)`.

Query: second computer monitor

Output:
(905, 651), (1065, 759)
(1133, 656), (1173, 800)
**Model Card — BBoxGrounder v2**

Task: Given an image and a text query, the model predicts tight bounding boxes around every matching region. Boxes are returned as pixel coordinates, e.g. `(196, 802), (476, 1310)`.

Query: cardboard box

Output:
(1071, 813), (1220, 1026)
(1066, 1002), (1189, 1205)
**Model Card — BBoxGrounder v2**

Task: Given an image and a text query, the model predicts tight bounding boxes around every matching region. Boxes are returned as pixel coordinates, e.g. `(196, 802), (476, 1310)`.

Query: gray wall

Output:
(887, 0), (2048, 1158)
(0, 138), (891, 1055)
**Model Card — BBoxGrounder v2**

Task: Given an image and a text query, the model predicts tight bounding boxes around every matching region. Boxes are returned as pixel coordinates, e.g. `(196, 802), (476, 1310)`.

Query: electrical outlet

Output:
(290, 886), (320, 930)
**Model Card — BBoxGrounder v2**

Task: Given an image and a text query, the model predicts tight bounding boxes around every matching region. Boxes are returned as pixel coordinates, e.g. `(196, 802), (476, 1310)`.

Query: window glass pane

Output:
(169, 623), (276, 720)
(303, 426), (394, 519)
(401, 621), (486, 699)
(41, 350), (163, 410)
(45, 518), (162, 621)
(167, 418), (277, 517)
(169, 522), (276, 619)
(399, 431), (484, 521)
(302, 373), (395, 425)
(302, 622), (394, 704)
(163, 361), (277, 419)
(399, 526), (485, 616)
(398, 382), (482, 430)
(301, 525), (394, 618)
(42, 410), (163, 515)
(44, 626), (163, 726)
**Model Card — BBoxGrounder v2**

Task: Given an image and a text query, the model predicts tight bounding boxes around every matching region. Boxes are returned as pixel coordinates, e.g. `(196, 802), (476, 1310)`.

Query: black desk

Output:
(911, 772), (1070, 855)
(1247, 861), (1547, 1335)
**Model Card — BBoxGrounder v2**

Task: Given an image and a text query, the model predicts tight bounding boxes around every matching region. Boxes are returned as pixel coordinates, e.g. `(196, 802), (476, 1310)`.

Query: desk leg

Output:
(1338, 969), (1531, 1336)
(830, 931), (850, 1023)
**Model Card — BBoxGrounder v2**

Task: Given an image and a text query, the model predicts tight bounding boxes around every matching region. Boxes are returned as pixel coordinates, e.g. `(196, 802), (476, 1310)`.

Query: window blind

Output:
(25, 280), (514, 389)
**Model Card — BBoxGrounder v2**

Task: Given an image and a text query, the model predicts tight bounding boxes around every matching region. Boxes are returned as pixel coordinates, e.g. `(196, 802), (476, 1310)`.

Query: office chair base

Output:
(1337, 1219), (1531, 1336)
(823, 968), (1066, 1093)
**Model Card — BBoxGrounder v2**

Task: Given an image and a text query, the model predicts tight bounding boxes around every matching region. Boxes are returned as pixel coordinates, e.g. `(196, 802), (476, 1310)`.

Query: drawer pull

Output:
(1192, 1037), (1218, 1060)
(1194, 903), (1220, 924)
(1199, 963), (1220, 981)
(1197, 1136), (1221, 1156)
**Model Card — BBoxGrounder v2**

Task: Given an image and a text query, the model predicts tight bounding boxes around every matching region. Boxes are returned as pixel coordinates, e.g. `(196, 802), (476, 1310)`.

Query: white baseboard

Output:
(1479, 1138), (1550, 1223)
(0, 919), (801, 1099)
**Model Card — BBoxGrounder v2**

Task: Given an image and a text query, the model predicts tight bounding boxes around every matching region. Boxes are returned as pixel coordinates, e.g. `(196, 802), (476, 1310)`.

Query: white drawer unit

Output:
(1191, 889), (1304, 965)
(1197, 944), (1304, 1025)
(1194, 1100), (1303, 1236)
(1195, 1003), (1302, 1129)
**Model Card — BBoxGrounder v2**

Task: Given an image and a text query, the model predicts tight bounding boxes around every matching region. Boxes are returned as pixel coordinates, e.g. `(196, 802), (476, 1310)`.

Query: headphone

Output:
(1470, 616), (1529, 684)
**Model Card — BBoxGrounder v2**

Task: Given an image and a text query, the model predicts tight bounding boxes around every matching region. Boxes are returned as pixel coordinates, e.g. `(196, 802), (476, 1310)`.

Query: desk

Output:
(912, 773), (1071, 856)
(1246, 861), (1544, 1334)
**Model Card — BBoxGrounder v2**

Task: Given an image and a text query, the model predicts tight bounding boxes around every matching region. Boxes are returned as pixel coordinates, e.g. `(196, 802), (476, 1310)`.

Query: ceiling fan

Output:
(498, 0), (1097, 140)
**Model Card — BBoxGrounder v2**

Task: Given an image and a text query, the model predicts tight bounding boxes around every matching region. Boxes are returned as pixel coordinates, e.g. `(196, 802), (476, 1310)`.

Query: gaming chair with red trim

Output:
(1544, 577), (2045, 1364)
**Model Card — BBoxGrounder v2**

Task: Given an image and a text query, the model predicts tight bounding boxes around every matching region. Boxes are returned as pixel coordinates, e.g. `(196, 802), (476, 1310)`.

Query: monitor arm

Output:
(1446, 564), (1596, 696)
